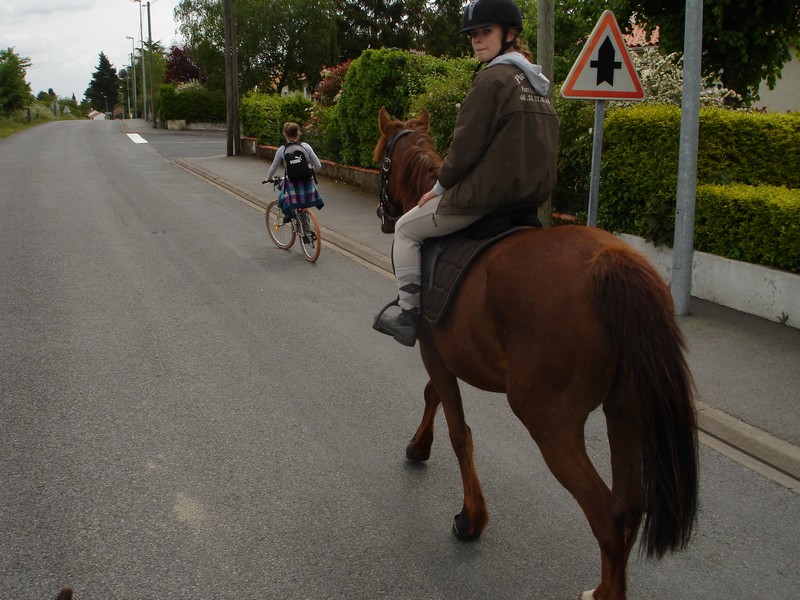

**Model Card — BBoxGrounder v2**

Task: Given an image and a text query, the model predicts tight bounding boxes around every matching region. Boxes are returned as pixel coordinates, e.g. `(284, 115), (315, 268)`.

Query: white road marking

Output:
(127, 133), (148, 144)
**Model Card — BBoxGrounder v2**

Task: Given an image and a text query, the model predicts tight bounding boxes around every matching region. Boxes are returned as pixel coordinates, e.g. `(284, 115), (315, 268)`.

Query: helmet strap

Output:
(492, 24), (514, 62)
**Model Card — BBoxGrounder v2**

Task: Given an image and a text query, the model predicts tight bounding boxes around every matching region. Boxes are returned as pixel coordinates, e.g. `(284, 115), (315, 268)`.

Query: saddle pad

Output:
(421, 227), (529, 325)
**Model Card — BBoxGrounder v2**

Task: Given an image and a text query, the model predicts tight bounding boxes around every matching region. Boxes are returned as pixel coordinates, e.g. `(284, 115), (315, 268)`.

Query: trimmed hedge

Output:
(599, 105), (800, 246)
(239, 92), (313, 146)
(695, 184), (800, 273)
(159, 84), (226, 124)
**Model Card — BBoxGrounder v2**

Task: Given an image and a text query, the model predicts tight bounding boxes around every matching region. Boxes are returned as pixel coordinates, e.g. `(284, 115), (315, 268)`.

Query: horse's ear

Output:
(379, 106), (391, 135)
(417, 108), (430, 130)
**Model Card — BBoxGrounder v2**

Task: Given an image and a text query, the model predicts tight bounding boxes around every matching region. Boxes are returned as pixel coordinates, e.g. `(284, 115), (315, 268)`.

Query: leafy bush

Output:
(695, 184), (800, 273)
(303, 103), (343, 163)
(240, 92), (313, 146)
(408, 58), (475, 156)
(312, 60), (352, 108)
(159, 82), (226, 123)
(552, 90), (595, 216)
(337, 49), (454, 167)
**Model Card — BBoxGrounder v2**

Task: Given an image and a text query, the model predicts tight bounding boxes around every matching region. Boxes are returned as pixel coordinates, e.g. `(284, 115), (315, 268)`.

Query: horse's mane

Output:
(375, 116), (443, 212)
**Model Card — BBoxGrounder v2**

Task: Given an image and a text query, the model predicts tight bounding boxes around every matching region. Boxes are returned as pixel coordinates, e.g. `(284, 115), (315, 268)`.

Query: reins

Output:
(378, 128), (413, 228)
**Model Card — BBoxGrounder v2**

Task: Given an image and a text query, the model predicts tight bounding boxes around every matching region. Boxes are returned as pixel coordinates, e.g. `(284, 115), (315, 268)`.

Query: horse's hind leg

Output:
(406, 379), (440, 461)
(604, 386), (643, 565)
(522, 416), (629, 600)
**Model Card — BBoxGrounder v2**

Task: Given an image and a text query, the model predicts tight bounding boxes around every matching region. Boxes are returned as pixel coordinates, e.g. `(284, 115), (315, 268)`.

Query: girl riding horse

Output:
(373, 0), (558, 347)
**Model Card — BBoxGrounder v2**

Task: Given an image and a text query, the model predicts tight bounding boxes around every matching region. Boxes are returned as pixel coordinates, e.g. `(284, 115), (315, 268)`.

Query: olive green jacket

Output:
(436, 58), (559, 215)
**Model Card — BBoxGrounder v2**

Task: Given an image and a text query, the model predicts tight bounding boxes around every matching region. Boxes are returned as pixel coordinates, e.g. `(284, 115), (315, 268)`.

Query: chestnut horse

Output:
(374, 108), (698, 600)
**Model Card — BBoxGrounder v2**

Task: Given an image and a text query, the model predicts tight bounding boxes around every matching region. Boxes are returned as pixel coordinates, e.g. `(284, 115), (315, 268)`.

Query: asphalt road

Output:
(1, 120), (798, 599)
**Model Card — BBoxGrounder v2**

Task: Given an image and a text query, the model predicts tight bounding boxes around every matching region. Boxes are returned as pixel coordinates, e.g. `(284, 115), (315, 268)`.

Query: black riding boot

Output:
(373, 306), (419, 347)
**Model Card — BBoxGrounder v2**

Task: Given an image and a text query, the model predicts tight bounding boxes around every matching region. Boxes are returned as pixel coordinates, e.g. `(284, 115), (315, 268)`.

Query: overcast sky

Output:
(1, 0), (183, 101)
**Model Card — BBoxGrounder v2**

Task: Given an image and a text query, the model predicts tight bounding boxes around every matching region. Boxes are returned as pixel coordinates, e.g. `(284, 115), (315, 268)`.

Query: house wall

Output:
(757, 49), (800, 113)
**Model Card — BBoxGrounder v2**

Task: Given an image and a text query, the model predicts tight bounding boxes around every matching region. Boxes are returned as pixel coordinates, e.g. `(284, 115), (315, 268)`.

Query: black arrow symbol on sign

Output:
(590, 36), (622, 86)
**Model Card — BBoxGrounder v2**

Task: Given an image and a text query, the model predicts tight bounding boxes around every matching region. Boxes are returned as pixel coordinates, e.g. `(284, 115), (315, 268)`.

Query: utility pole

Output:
(671, 0), (703, 315)
(147, 1), (157, 127)
(537, 0), (555, 227)
(223, 0), (241, 155)
(126, 36), (138, 118)
(134, 0), (148, 121)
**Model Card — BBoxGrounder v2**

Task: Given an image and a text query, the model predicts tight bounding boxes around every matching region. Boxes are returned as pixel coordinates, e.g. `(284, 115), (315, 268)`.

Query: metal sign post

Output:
(561, 10), (645, 226)
(587, 100), (606, 227)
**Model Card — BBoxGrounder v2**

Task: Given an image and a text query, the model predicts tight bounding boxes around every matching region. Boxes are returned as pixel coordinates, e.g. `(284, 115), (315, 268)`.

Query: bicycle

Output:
(262, 176), (322, 263)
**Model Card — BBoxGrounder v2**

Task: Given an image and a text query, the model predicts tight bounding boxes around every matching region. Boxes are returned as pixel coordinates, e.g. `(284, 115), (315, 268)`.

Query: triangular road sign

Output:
(561, 10), (645, 100)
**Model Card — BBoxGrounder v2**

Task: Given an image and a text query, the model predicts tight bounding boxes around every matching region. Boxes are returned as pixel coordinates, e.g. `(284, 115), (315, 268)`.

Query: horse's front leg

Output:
(436, 374), (488, 541)
(406, 380), (439, 461)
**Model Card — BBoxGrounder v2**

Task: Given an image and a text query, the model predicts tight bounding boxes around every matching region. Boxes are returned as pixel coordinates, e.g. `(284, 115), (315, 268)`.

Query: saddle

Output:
(420, 204), (542, 325)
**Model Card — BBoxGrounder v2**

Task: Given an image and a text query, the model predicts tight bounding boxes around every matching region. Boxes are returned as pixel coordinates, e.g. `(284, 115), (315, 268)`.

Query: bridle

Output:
(378, 128), (413, 228)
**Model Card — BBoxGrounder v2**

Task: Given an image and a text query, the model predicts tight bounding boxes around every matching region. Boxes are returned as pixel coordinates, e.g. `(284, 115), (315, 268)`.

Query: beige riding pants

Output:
(393, 196), (482, 312)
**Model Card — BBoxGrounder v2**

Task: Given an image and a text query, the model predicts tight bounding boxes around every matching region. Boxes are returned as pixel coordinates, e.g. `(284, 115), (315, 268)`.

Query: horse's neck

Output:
(402, 157), (440, 214)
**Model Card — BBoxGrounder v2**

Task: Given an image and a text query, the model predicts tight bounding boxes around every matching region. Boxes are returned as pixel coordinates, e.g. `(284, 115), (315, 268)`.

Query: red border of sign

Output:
(561, 11), (645, 100)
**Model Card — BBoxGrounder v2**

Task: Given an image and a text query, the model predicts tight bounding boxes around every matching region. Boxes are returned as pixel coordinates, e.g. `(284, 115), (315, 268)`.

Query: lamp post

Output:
(126, 36), (138, 118)
(133, 0), (148, 121)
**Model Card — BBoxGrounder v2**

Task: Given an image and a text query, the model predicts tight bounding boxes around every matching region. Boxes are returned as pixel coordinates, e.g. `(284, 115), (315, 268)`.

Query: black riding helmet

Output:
(460, 0), (523, 33)
(460, 0), (524, 61)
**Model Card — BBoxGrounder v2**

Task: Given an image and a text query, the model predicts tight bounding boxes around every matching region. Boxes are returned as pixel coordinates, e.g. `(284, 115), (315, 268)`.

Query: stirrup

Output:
(372, 297), (400, 327)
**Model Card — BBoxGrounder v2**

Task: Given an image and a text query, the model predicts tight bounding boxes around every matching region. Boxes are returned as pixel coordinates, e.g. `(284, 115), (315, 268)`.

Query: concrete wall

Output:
(167, 120), (228, 131)
(621, 234), (800, 328)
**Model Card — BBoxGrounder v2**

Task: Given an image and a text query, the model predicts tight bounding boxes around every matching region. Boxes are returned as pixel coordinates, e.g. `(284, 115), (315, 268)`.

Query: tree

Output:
(0, 47), (32, 114)
(587, 0), (800, 105)
(418, 0), (472, 58)
(165, 46), (201, 84)
(336, 0), (428, 60)
(176, 0), (338, 93)
(85, 52), (120, 113)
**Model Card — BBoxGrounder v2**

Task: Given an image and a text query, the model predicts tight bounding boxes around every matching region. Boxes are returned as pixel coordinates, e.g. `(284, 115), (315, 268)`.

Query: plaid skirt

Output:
(278, 178), (324, 216)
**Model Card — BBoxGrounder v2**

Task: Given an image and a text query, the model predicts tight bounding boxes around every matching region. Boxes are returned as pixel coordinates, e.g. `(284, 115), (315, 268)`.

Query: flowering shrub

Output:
(617, 48), (741, 108)
(312, 60), (352, 108)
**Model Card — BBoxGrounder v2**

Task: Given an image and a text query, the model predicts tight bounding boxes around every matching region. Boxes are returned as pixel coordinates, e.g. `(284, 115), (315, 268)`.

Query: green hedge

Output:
(239, 92), (313, 146)
(599, 105), (800, 246)
(337, 49), (459, 167)
(695, 184), (800, 273)
(408, 58), (476, 157)
(159, 84), (226, 124)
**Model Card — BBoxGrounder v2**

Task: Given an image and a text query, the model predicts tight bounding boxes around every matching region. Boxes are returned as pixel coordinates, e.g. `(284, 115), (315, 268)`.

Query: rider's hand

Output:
(418, 190), (437, 207)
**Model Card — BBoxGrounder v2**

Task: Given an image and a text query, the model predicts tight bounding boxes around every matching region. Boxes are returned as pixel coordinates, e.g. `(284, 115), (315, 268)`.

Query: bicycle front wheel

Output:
(265, 201), (295, 249)
(298, 209), (321, 262)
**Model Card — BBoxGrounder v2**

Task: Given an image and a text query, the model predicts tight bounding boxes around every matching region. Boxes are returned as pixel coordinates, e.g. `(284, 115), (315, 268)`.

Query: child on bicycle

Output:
(266, 122), (325, 222)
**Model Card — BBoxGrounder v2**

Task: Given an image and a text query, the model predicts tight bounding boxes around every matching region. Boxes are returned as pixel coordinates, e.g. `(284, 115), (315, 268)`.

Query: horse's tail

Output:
(590, 242), (699, 558)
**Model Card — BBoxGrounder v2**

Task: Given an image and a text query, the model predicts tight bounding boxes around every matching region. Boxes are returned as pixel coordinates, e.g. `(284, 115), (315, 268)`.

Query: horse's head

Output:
(374, 107), (442, 233)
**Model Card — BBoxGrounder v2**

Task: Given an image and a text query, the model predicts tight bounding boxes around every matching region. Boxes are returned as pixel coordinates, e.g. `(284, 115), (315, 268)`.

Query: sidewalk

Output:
(175, 152), (800, 491)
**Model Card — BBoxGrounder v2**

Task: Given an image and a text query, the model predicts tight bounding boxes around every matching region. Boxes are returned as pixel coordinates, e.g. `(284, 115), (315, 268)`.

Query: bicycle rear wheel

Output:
(298, 209), (321, 262)
(265, 201), (295, 249)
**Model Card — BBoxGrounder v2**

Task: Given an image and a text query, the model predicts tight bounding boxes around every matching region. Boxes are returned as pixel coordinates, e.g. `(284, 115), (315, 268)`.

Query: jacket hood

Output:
(488, 52), (550, 96)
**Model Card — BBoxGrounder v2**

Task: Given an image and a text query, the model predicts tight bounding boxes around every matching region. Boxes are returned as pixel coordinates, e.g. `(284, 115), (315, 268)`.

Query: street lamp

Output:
(126, 36), (138, 118)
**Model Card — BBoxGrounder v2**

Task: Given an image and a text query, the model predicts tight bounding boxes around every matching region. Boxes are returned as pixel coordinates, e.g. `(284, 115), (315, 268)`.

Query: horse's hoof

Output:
(405, 436), (431, 461)
(578, 590), (596, 600)
(452, 512), (481, 541)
